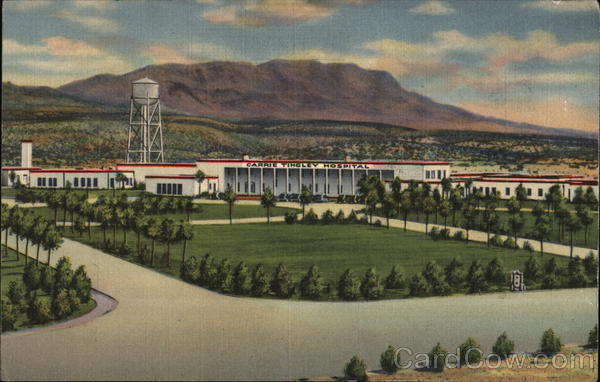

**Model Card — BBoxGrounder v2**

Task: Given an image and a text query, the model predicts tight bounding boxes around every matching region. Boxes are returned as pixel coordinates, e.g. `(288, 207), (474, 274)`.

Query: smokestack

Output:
(21, 140), (32, 168)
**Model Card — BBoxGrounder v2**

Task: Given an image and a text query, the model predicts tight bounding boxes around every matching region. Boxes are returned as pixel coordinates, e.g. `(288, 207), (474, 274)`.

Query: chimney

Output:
(344, 154), (352, 162)
(21, 140), (32, 168)
(242, 153), (250, 161)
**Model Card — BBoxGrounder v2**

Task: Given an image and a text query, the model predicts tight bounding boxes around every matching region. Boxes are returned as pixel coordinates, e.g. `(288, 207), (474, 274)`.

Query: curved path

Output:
(1, 233), (596, 381)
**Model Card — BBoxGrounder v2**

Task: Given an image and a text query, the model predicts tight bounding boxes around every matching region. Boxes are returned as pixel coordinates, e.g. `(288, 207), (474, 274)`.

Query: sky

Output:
(3, 0), (599, 132)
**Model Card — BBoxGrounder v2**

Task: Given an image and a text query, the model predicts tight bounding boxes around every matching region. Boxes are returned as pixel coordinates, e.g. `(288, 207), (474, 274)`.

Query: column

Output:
(286, 168), (289, 194)
(260, 168), (264, 194)
(351, 170), (355, 195)
(247, 167), (250, 194)
(312, 169), (316, 193)
(272, 168), (276, 193)
(338, 169), (342, 194)
(234, 168), (238, 192)
(298, 169), (302, 193)
(325, 169), (329, 194)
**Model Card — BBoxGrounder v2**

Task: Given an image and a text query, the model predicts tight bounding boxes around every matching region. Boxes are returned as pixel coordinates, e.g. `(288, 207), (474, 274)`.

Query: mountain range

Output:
(55, 59), (586, 137)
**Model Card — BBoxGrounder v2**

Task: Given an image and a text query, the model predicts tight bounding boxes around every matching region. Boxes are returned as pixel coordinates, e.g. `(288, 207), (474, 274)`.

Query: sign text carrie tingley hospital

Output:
(245, 162), (371, 169)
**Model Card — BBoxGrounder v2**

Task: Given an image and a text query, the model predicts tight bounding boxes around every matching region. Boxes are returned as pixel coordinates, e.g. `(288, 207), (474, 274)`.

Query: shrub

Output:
(270, 263), (295, 298)
(344, 195), (356, 204)
(302, 209), (319, 225)
(250, 264), (270, 297)
(299, 265), (324, 300)
(284, 211), (297, 225)
(459, 337), (483, 367)
(466, 261), (488, 294)
(336, 195), (345, 204)
(40, 267), (54, 294)
(438, 228), (451, 240)
(70, 265), (92, 303)
(344, 355), (368, 382)
(7, 281), (24, 308)
(359, 215), (369, 225)
(337, 269), (361, 300)
(429, 226), (440, 240)
(409, 274), (431, 297)
(524, 256), (541, 283)
(522, 241), (534, 253)
(428, 343), (448, 371)
(335, 210), (346, 224)
(346, 210), (359, 224)
(539, 328), (562, 355)
(484, 258), (506, 287)
(542, 274), (559, 289)
(583, 252), (598, 284)
(27, 297), (52, 324)
(360, 268), (384, 300)
(503, 237), (518, 249)
(489, 234), (504, 247)
(232, 262), (251, 295)
(198, 253), (216, 287)
(385, 265), (405, 290)
(116, 244), (131, 257)
(215, 259), (233, 292)
(22, 261), (41, 291)
(54, 256), (74, 293)
(1, 300), (16, 332)
(180, 256), (199, 283)
(51, 289), (73, 319)
(137, 244), (151, 265)
(67, 289), (81, 312)
(373, 219), (382, 227)
(452, 230), (466, 241)
(321, 209), (335, 224)
(380, 345), (399, 373)
(492, 332), (515, 359)
(588, 325), (598, 348)
(444, 258), (465, 289)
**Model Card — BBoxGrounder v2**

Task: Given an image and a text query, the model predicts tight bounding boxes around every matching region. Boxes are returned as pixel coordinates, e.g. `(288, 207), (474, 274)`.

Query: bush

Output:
(215, 259), (233, 292)
(180, 256), (199, 283)
(270, 263), (295, 298)
(385, 265), (405, 290)
(409, 274), (431, 297)
(503, 237), (518, 249)
(373, 219), (382, 228)
(522, 241), (534, 253)
(444, 258), (465, 289)
(336, 195), (345, 204)
(116, 244), (132, 257)
(452, 230), (466, 241)
(346, 210), (359, 224)
(492, 332), (515, 359)
(466, 261), (488, 294)
(27, 297), (52, 324)
(459, 337), (483, 367)
(335, 210), (346, 224)
(302, 209), (319, 225)
(539, 328), (562, 355)
(1, 300), (16, 332)
(54, 256), (74, 293)
(299, 265), (324, 300)
(380, 345), (399, 373)
(489, 235), (504, 247)
(484, 258), (506, 287)
(321, 209), (335, 224)
(232, 262), (251, 295)
(428, 343), (448, 371)
(22, 261), (41, 292)
(250, 264), (270, 297)
(40, 267), (54, 294)
(284, 211), (297, 225)
(429, 226), (440, 240)
(344, 355), (368, 382)
(137, 244), (151, 265)
(198, 253), (217, 288)
(588, 325), (598, 348)
(7, 281), (24, 308)
(524, 256), (541, 283)
(438, 228), (451, 240)
(360, 268), (384, 300)
(337, 269), (361, 300)
(51, 289), (73, 319)
(70, 265), (92, 303)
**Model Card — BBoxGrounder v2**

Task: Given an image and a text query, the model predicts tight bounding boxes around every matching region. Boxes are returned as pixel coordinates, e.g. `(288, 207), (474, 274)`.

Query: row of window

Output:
(156, 183), (183, 195)
(37, 177), (58, 187)
(73, 177), (99, 188)
(425, 170), (447, 180)
(478, 186), (543, 197)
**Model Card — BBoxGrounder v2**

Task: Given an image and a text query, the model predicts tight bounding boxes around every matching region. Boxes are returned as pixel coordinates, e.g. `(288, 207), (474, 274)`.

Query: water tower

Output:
(126, 77), (164, 163)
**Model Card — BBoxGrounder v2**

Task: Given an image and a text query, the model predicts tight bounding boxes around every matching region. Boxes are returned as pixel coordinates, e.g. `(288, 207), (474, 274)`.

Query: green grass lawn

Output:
(365, 206), (598, 249)
(1, 246), (96, 331)
(23, 203), (298, 222)
(1, 187), (144, 199)
(62, 223), (572, 299)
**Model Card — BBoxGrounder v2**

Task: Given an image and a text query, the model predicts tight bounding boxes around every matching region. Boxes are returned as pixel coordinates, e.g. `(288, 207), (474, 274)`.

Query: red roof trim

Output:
(20, 140), (33, 143)
(117, 163), (197, 167)
(145, 175), (219, 180)
(196, 158), (450, 165)
(31, 169), (134, 173)
(1, 167), (41, 171)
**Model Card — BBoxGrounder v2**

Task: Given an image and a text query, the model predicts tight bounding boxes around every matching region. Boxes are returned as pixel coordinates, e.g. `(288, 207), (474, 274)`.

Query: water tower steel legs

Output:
(126, 96), (164, 163)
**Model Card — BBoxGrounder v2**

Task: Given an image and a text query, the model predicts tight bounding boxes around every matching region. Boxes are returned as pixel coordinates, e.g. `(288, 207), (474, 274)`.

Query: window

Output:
(177, 184), (182, 195)
(81, 177), (85, 187)
(157, 184), (161, 194)
(315, 184), (319, 193)
(538, 188), (543, 197)
(237, 182), (240, 192)
(74, 178), (79, 187)
(443, 170), (446, 178)
(87, 178), (91, 187)
(485, 187), (489, 195)
(110, 178), (114, 188)
(527, 188), (532, 196)
(37, 178), (42, 187)
(93, 178), (98, 187)
(425, 171), (430, 179)
(167, 184), (172, 194)
(437, 170), (441, 179)
(288, 183), (291, 192)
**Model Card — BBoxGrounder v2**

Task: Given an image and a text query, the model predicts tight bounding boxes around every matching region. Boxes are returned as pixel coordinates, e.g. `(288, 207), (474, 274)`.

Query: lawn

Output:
(1, 246), (96, 331)
(1, 187), (144, 199)
(61, 222), (572, 299)
(23, 203), (298, 222)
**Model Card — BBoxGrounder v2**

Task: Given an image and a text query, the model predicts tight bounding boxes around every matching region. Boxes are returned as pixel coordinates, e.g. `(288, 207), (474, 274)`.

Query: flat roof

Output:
(1, 167), (42, 171)
(117, 163), (197, 167)
(31, 169), (134, 173)
(146, 175), (218, 179)
(195, 158), (450, 165)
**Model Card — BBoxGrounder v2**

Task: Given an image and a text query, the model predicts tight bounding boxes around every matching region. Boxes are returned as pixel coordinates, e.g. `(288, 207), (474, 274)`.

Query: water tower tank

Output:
(132, 77), (159, 104)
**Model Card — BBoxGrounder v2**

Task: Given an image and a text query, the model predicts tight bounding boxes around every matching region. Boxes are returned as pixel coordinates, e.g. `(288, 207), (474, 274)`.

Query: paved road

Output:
(1, 233), (597, 381)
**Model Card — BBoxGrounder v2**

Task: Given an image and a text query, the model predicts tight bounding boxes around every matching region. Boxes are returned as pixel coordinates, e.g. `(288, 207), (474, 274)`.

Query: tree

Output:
(80, 202), (94, 239)
(583, 252), (598, 285)
(555, 199), (570, 241)
(232, 261), (251, 295)
(391, 177), (403, 215)
(484, 258), (506, 288)
(358, 175), (384, 224)
(422, 196), (437, 234)
(576, 207), (593, 246)
(466, 260), (488, 294)
(32, 217), (48, 265)
(533, 215), (552, 256)
(385, 265), (405, 289)
(145, 218), (160, 267)
(195, 170), (206, 194)
(532, 202), (545, 220)
(337, 269), (361, 300)
(54, 256), (74, 292)
(508, 214), (525, 246)
(215, 259), (233, 292)
(9, 206), (24, 260)
(588, 325), (598, 349)
(524, 256), (541, 283)
(441, 177), (452, 199)
(584, 186), (598, 210)
(428, 343), (448, 371)
(299, 265), (324, 299)
(73, 217), (86, 237)
(399, 191), (411, 231)
(299, 186), (313, 219)
(461, 205), (477, 243)
(270, 263), (294, 298)
(71, 265), (92, 303)
(132, 214), (147, 257)
(408, 273), (430, 296)
(96, 206), (112, 247)
(1, 203), (9, 257)
(180, 256), (199, 283)
(7, 281), (24, 307)
(515, 184), (528, 202)
(566, 257), (587, 287)
(21, 212), (35, 264)
(160, 218), (178, 267)
(223, 186), (237, 225)
(344, 355), (368, 382)
(22, 261), (41, 291)
(449, 189), (463, 227)
(438, 199), (450, 230)
(380, 345), (399, 373)
(459, 337), (482, 367)
(177, 221), (194, 264)
(43, 225), (62, 266)
(27, 296), (52, 324)
(360, 267), (384, 300)
(261, 188), (276, 224)
(250, 263), (270, 297)
(482, 209), (499, 247)
(381, 193), (395, 229)
(1, 300), (16, 332)
(492, 332), (515, 359)
(539, 328), (562, 355)
(198, 253), (216, 287)
(51, 289), (74, 318)
(444, 257), (465, 289)
(565, 214), (581, 258)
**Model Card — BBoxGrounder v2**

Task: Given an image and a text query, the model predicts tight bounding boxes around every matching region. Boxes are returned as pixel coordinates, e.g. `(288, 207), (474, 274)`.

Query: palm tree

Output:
(115, 172), (128, 190)
(177, 221), (194, 263)
(21, 212), (35, 264)
(299, 186), (313, 219)
(533, 215), (552, 256)
(399, 191), (411, 231)
(261, 188), (276, 224)
(32, 217), (47, 265)
(160, 218), (177, 267)
(45, 191), (61, 225)
(195, 170), (206, 194)
(145, 218), (160, 267)
(43, 225), (62, 265)
(442, 177), (453, 199)
(182, 197), (195, 221)
(462, 205), (477, 243)
(1, 203), (9, 257)
(482, 209), (499, 247)
(120, 207), (135, 246)
(381, 193), (395, 229)
(80, 201), (94, 239)
(9, 206), (24, 259)
(565, 214), (581, 258)
(449, 189), (463, 227)
(391, 177), (403, 215)
(60, 191), (69, 228)
(422, 196), (437, 234)
(132, 214), (147, 257)
(223, 186), (237, 225)
(577, 207), (593, 246)
(96, 206), (112, 246)
(66, 192), (80, 233)
(438, 199), (450, 230)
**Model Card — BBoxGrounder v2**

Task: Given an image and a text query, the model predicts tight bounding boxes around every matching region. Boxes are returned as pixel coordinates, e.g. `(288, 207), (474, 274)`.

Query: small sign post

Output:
(511, 270), (526, 292)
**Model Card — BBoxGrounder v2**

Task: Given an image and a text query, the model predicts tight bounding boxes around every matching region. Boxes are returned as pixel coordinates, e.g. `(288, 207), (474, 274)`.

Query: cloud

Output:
(522, 0), (598, 12)
(147, 42), (234, 64)
(202, 0), (376, 27)
(72, 0), (117, 11)
(409, 1), (455, 15)
(459, 98), (598, 133)
(4, 36), (105, 57)
(55, 9), (119, 32)
(3, 39), (48, 55)
(4, 0), (50, 12)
